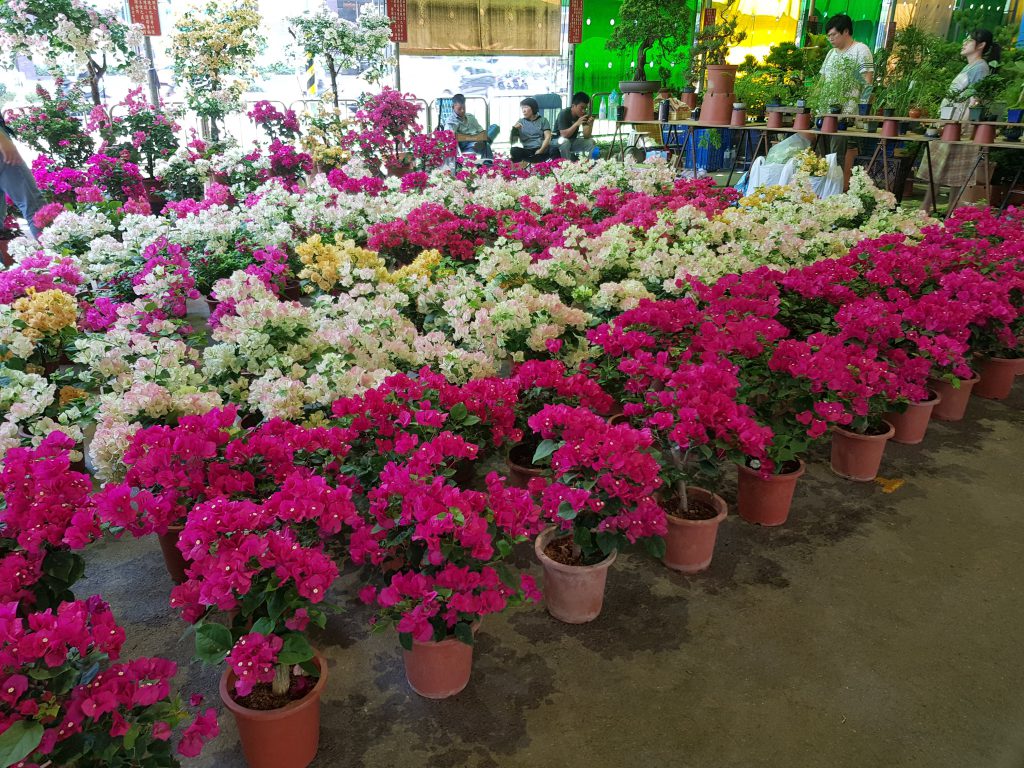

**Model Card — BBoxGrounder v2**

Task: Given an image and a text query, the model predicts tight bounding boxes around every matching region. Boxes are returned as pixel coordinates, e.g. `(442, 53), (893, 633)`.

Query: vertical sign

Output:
(702, 7), (716, 28)
(386, 0), (408, 43)
(568, 0), (584, 44)
(127, 0), (161, 36)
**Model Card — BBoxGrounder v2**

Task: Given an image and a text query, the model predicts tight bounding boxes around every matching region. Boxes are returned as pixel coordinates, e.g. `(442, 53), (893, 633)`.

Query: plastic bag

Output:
(778, 153), (844, 199)
(765, 133), (811, 165)
(746, 156), (787, 194)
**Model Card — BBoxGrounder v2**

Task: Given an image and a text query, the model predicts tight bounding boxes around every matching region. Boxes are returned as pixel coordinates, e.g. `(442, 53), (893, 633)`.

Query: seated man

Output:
(443, 93), (499, 160)
(553, 92), (596, 161)
(509, 97), (552, 164)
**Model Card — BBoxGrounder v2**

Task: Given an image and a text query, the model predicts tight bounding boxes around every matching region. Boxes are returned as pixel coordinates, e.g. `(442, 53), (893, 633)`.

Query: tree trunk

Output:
(272, 663), (290, 696)
(634, 37), (655, 81)
(87, 58), (102, 105)
(327, 57), (339, 108)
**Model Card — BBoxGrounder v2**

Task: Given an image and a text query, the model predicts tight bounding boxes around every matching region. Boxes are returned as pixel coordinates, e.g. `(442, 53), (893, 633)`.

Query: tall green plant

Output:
(691, 0), (748, 67)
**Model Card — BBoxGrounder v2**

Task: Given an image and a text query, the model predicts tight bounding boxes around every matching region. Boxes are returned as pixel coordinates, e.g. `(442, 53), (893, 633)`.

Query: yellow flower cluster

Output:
(13, 289), (78, 337)
(796, 149), (830, 177)
(296, 235), (387, 292)
(383, 249), (444, 284)
(738, 185), (817, 208)
(59, 385), (88, 406)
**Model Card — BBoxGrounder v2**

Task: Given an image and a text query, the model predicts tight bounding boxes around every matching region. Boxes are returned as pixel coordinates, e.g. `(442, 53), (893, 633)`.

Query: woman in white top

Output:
(921, 29), (1001, 212)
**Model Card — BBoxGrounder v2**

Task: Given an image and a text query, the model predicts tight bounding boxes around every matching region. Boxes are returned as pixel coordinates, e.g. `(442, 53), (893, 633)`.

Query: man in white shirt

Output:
(818, 14), (874, 189)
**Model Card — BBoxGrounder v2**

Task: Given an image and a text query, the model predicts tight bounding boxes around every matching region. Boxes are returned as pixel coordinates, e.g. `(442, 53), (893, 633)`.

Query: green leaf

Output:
(453, 622), (475, 646)
(557, 501), (577, 521)
(250, 617), (275, 636)
(495, 539), (512, 559)
(398, 631), (413, 651)
(0, 720), (43, 767)
(277, 633), (314, 666)
(122, 724), (141, 752)
(532, 439), (559, 464)
(644, 536), (667, 560)
(495, 562), (519, 590)
(449, 402), (468, 421)
(267, 589), (287, 623)
(195, 623), (233, 664)
(595, 531), (620, 556)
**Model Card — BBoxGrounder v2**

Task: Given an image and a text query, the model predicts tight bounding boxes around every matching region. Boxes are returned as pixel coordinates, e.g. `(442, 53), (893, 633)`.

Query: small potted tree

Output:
(605, 0), (692, 121)
(690, 0), (748, 125)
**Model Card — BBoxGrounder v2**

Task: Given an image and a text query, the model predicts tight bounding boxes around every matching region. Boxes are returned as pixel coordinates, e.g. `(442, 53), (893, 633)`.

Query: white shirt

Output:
(820, 41), (874, 108)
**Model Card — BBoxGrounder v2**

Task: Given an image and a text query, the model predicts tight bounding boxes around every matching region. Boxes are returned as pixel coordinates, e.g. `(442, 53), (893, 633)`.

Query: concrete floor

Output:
(80, 385), (1024, 768)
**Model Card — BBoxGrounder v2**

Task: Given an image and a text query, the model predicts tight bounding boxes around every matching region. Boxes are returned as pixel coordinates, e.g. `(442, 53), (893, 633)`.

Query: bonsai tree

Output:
(0, 0), (147, 105)
(605, 0), (691, 83)
(691, 0), (748, 68)
(289, 8), (395, 108)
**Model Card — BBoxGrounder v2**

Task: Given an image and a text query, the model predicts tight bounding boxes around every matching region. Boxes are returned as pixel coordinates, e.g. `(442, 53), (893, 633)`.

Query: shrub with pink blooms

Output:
(525, 404), (666, 564)
(0, 596), (217, 767)
(0, 432), (99, 612)
(354, 432), (544, 648)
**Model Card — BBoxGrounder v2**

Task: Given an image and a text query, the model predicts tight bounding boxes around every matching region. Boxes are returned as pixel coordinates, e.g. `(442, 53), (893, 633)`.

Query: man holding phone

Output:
(553, 92), (596, 161)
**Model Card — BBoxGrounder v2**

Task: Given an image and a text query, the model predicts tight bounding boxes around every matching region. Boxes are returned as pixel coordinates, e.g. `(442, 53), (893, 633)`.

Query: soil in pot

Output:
(506, 440), (546, 488)
(234, 674), (318, 711)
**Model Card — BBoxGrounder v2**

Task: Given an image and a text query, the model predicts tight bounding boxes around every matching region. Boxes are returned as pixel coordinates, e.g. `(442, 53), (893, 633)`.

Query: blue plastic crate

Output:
(661, 127), (735, 172)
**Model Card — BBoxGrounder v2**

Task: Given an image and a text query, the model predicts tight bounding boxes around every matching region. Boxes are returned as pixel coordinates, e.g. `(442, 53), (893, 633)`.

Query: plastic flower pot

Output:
(730, 106), (747, 127)
(1009, 109), (1024, 124)
(927, 373), (981, 421)
(885, 389), (941, 445)
(661, 487), (728, 574)
(736, 460), (805, 527)
(821, 115), (839, 133)
(220, 652), (327, 768)
(793, 112), (812, 131)
(402, 632), (475, 699)
(766, 109), (784, 129)
(973, 357), (1021, 400)
(829, 421), (896, 482)
(882, 119), (900, 138)
(535, 527), (616, 624)
(973, 123), (996, 144)
(941, 123), (962, 142)
(506, 443), (546, 489)
(0, 239), (12, 268)
(158, 524), (190, 585)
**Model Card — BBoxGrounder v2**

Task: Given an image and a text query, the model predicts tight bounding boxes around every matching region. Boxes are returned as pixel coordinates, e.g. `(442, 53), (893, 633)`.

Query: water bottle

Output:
(609, 88), (620, 116)
(659, 99), (671, 122)
(599, 96), (608, 120)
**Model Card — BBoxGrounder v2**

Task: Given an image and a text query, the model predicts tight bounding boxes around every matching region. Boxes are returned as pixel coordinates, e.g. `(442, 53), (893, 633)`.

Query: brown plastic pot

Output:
(506, 443), (546, 489)
(158, 524), (190, 584)
(793, 112), (812, 131)
(885, 389), (941, 445)
(0, 238), (12, 268)
(736, 460), (805, 527)
(829, 421), (895, 482)
(928, 373), (980, 421)
(535, 527), (616, 624)
(766, 110), (784, 129)
(940, 123), (961, 142)
(402, 632), (475, 699)
(220, 652), (326, 768)
(661, 487), (728, 574)
(973, 357), (1021, 400)
(973, 123), (996, 144)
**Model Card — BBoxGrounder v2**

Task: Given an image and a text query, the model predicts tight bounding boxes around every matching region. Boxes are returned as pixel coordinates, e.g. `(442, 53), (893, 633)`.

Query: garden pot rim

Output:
(663, 486), (727, 527)
(737, 458), (805, 481)
(930, 371), (981, 386)
(911, 388), (942, 406)
(406, 621), (481, 649)
(219, 649), (327, 720)
(535, 526), (616, 573)
(830, 420), (896, 441)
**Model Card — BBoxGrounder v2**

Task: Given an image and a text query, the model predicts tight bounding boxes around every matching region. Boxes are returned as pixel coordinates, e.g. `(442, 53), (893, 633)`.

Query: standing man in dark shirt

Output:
(0, 112), (43, 239)
(553, 92), (596, 161)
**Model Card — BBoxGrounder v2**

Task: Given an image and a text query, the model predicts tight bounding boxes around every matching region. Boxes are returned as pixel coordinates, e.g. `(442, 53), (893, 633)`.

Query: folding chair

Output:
(532, 93), (562, 160)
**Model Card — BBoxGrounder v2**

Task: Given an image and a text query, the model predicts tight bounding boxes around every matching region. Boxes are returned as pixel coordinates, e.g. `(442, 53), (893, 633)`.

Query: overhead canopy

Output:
(402, 0), (562, 55)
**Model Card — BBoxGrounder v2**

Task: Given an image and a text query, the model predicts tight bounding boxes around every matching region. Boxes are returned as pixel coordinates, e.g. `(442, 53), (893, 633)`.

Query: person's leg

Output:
(472, 140), (493, 160)
(510, 147), (526, 162)
(0, 158), (44, 238)
(557, 138), (572, 159)
(569, 138), (596, 160)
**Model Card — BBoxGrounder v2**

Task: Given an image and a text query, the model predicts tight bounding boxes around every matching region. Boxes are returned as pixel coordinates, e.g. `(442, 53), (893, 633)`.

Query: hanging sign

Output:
(127, 0), (161, 37)
(702, 8), (716, 27)
(386, 0), (408, 43)
(568, 0), (584, 44)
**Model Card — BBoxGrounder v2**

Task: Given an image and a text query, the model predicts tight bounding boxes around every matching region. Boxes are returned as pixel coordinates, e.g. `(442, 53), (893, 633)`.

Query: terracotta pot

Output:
(882, 119), (900, 138)
(940, 123), (962, 142)
(908, 107), (923, 119)
(730, 107), (747, 127)
(766, 110), (784, 129)
(622, 91), (655, 121)
(793, 112), (812, 131)
(736, 460), (805, 527)
(821, 115), (838, 133)
(885, 389), (941, 445)
(681, 91), (698, 110)
(506, 443), (546, 489)
(534, 527), (616, 624)
(928, 374), (980, 421)
(220, 652), (326, 768)
(158, 525), (190, 585)
(402, 633), (474, 699)
(973, 357), (1021, 400)
(829, 422), (895, 482)
(973, 123), (996, 144)
(0, 238), (12, 268)
(700, 65), (737, 126)
(661, 487), (728, 573)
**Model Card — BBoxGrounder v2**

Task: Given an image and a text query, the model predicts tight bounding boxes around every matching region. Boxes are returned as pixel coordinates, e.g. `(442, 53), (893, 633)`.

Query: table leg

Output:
(923, 141), (937, 214)
(945, 151), (985, 218)
(998, 162), (1023, 215)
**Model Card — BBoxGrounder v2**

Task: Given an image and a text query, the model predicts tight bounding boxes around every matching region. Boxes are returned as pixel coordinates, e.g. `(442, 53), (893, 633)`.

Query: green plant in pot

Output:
(606, 0), (692, 119)
(690, 0), (748, 124)
(806, 55), (862, 116)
